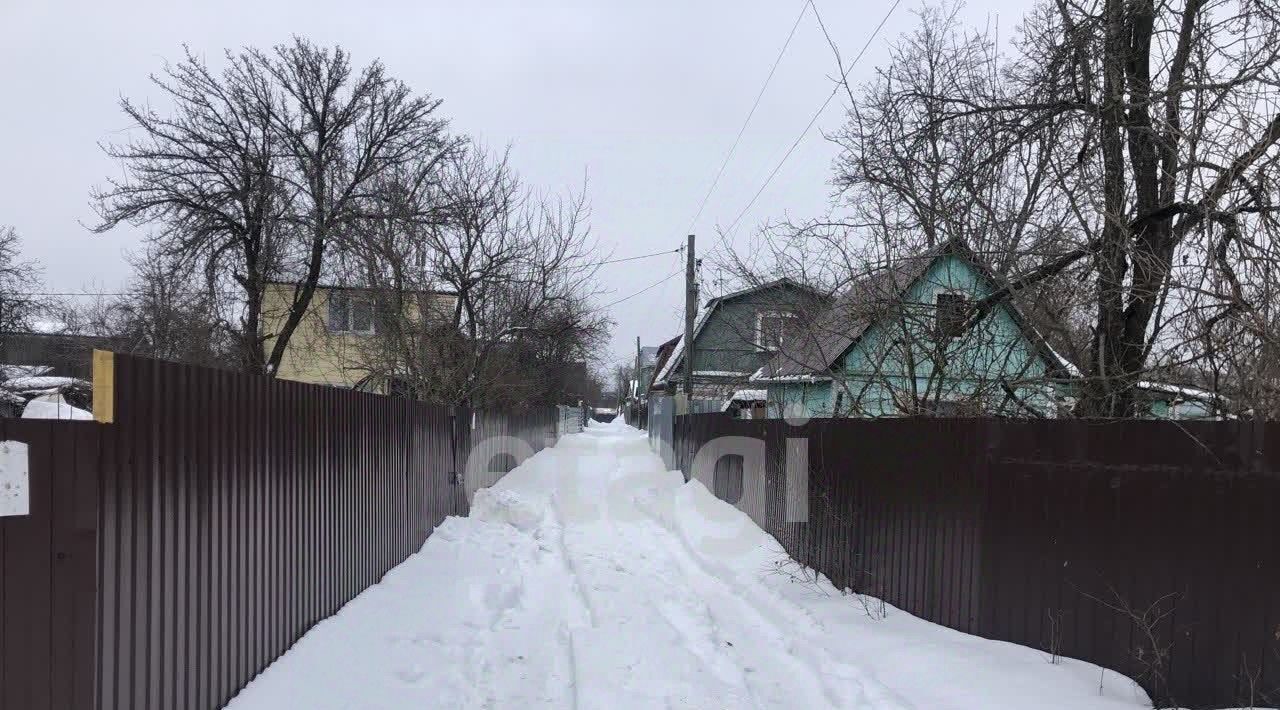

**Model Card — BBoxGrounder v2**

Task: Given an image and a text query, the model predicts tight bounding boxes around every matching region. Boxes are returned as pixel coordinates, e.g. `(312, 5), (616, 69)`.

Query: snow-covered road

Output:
(226, 420), (1151, 709)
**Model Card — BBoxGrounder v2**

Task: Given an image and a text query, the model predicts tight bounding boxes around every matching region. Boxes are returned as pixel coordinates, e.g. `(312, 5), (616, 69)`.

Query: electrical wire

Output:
(685, 0), (810, 234)
(721, 0), (904, 238)
(590, 247), (684, 268)
(598, 267), (683, 310)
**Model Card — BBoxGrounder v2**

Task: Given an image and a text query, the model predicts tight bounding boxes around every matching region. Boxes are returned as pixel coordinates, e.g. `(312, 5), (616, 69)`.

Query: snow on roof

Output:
(28, 319), (67, 335)
(750, 365), (831, 384)
(652, 308), (712, 386)
(2, 376), (87, 391)
(22, 394), (92, 420)
(754, 372), (833, 384)
(720, 389), (766, 411)
(1042, 344), (1082, 378)
(0, 364), (53, 380)
(1137, 380), (1220, 402)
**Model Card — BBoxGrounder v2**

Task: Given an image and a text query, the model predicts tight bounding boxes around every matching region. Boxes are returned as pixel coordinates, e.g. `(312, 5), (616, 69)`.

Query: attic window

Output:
(756, 311), (796, 351)
(328, 293), (376, 335)
(935, 293), (969, 340)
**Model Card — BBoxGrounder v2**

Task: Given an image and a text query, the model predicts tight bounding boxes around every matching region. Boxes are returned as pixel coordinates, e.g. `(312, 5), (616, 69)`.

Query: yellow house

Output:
(261, 282), (457, 388)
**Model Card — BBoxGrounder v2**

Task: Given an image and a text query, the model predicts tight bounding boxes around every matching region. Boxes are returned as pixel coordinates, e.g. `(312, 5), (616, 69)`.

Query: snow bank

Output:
(469, 487), (545, 531)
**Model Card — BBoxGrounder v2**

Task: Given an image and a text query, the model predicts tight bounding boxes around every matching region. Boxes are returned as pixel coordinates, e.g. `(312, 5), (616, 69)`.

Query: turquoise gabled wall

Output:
(765, 380), (834, 418)
(770, 253), (1059, 418)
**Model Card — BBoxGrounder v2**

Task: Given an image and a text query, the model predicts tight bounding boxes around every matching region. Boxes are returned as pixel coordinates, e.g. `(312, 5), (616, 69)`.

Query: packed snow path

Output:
(227, 420), (1150, 709)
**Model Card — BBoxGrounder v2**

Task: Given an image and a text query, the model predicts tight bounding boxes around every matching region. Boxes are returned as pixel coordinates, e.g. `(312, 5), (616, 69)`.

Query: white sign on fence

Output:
(0, 441), (30, 517)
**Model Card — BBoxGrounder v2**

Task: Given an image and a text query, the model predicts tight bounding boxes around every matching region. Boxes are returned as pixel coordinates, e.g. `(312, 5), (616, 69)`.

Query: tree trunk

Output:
(1079, 0), (1134, 417)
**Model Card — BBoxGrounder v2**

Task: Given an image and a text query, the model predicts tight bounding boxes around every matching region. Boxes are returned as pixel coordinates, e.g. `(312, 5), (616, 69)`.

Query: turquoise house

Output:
(754, 239), (1222, 419)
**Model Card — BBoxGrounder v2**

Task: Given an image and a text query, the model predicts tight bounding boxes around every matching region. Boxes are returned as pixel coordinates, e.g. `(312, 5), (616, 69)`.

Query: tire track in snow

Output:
(440, 447), (597, 708)
(554, 430), (860, 708)
(630, 488), (914, 710)
(607, 501), (866, 708)
(544, 448), (603, 710)
(551, 434), (764, 708)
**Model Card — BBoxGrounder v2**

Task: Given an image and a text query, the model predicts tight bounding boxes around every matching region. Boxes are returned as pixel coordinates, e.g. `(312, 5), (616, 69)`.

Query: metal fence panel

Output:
(648, 394), (674, 470)
(0, 353), (561, 710)
(672, 413), (1280, 710)
(467, 407), (558, 492)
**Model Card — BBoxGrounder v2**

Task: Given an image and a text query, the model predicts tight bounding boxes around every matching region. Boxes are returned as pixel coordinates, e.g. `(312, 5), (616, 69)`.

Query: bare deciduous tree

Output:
(92, 38), (451, 375)
(722, 0), (1280, 418)
(923, 0), (1280, 416)
(0, 226), (45, 335)
(336, 143), (611, 409)
(70, 247), (230, 367)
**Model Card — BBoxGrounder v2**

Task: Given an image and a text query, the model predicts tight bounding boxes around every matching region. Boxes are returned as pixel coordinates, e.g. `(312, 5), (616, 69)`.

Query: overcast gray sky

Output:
(0, 0), (1014, 369)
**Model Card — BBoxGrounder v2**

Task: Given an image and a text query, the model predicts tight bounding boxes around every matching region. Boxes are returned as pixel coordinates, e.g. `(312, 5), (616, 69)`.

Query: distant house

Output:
(0, 369), (93, 419)
(260, 282), (457, 388)
(650, 278), (827, 403)
(645, 336), (680, 395)
(753, 239), (1223, 420)
(622, 343), (665, 409)
(636, 345), (661, 396)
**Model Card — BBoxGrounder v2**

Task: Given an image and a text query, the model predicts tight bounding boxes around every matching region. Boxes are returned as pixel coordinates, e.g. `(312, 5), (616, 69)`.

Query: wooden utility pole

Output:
(634, 336), (642, 397)
(684, 234), (697, 396)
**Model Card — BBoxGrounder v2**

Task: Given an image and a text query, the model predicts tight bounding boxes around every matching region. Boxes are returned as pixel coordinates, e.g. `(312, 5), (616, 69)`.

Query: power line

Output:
(808, 0), (856, 106)
(599, 267), (683, 309)
(592, 247), (683, 268)
(721, 0), (903, 238)
(686, 0), (810, 234)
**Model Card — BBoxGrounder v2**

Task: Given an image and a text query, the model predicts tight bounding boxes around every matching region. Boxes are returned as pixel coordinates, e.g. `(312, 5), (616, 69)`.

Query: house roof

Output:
(1136, 380), (1219, 402)
(759, 238), (1072, 381)
(652, 277), (822, 386)
(646, 335), (682, 391)
(701, 277), (822, 312)
(638, 346), (661, 369)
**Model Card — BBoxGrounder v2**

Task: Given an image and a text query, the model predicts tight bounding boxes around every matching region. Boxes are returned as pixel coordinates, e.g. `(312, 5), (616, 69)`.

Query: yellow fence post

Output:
(92, 349), (115, 424)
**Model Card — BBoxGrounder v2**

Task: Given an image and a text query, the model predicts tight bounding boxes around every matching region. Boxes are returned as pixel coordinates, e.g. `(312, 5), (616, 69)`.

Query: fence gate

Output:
(556, 405), (584, 439)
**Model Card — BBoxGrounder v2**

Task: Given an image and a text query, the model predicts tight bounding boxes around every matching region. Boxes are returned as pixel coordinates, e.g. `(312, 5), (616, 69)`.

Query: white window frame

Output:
(754, 310), (796, 351)
(327, 292), (377, 335)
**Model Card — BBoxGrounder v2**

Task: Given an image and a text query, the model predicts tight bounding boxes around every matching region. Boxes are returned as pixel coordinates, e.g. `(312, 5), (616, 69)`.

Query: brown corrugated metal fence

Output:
(672, 413), (1280, 710)
(0, 354), (560, 710)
